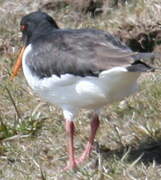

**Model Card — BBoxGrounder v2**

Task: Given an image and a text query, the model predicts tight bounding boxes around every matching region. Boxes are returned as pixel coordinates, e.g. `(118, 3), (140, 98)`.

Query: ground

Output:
(0, 0), (161, 179)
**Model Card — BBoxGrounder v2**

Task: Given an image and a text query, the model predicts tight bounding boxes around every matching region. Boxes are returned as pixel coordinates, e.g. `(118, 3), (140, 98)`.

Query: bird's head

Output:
(11, 11), (59, 79)
(20, 11), (59, 45)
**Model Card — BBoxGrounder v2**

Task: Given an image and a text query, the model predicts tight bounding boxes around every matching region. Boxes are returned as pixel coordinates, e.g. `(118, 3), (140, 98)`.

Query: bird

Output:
(12, 11), (158, 170)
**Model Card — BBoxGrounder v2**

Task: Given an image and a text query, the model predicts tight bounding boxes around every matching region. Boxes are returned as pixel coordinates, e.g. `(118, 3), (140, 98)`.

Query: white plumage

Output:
(23, 44), (140, 119)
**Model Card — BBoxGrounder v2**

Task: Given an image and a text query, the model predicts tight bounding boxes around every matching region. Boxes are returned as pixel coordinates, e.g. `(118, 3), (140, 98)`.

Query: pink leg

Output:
(78, 113), (100, 163)
(63, 113), (99, 170)
(64, 120), (77, 170)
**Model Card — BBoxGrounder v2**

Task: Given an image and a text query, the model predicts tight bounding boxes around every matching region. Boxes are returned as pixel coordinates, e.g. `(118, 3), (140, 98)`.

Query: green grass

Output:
(0, 0), (161, 179)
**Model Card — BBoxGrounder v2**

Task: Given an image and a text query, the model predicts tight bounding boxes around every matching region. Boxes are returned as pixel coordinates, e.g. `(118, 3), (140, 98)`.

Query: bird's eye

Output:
(20, 25), (27, 31)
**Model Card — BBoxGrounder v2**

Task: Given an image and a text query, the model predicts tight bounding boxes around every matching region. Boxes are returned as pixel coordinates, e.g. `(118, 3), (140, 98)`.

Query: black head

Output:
(20, 11), (59, 45)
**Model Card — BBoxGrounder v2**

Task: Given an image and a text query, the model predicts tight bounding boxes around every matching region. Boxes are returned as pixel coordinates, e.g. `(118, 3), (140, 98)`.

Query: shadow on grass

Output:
(98, 138), (161, 165)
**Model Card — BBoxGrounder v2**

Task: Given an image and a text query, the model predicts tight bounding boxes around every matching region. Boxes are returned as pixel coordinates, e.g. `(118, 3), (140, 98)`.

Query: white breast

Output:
(22, 44), (140, 112)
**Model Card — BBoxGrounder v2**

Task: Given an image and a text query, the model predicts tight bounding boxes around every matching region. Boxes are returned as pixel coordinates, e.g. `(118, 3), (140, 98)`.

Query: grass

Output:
(0, 0), (161, 179)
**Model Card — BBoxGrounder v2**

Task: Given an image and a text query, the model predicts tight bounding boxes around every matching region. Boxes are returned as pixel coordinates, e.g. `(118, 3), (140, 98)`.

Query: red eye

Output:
(20, 25), (27, 31)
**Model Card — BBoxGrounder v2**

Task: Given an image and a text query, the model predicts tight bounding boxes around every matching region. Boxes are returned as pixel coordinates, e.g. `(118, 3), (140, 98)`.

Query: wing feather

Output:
(26, 29), (141, 78)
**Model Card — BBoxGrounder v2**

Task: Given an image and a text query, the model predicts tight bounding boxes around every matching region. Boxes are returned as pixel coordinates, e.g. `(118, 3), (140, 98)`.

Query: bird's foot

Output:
(63, 148), (92, 171)
(63, 159), (80, 171)
(77, 143), (92, 164)
(77, 152), (90, 165)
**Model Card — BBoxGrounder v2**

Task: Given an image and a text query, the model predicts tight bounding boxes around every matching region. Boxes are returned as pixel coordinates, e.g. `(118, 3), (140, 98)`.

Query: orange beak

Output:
(11, 46), (26, 80)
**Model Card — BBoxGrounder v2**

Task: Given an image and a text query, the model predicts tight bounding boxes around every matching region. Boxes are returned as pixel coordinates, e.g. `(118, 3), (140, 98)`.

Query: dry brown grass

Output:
(0, 0), (161, 179)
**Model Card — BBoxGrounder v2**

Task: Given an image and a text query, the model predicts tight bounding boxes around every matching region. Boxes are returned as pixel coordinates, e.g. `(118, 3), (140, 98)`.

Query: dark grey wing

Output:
(26, 29), (153, 79)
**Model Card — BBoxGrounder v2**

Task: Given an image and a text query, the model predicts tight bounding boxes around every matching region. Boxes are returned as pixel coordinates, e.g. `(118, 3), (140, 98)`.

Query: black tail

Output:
(127, 60), (155, 72)
(130, 52), (161, 72)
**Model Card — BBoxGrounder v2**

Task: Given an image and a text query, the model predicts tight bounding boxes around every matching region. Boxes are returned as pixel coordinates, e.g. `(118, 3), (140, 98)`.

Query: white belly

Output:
(22, 44), (140, 110)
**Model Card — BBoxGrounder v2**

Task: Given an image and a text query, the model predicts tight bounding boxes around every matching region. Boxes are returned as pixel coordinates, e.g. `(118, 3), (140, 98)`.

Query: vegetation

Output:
(0, 0), (161, 179)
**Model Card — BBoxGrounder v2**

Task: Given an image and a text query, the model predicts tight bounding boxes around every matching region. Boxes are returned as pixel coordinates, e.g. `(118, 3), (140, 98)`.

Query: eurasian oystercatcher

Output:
(12, 11), (158, 170)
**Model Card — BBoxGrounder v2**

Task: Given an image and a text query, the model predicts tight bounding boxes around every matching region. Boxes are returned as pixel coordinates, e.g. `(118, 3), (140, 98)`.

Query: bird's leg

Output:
(78, 113), (100, 163)
(63, 112), (99, 169)
(64, 119), (77, 170)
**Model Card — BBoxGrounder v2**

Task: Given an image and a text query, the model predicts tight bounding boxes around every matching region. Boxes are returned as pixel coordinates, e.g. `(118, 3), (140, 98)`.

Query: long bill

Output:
(10, 46), (26, 80)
